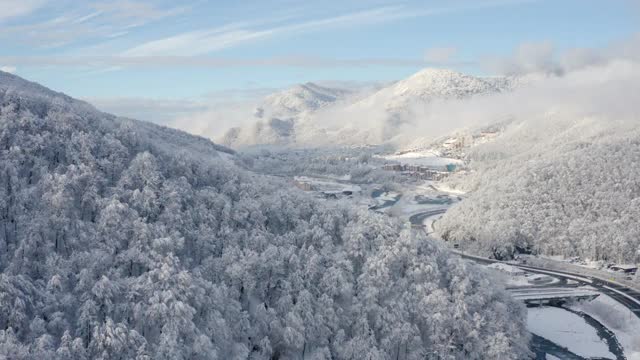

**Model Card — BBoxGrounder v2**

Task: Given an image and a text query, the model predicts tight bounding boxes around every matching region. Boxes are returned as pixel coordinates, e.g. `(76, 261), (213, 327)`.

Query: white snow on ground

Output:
(525, 273), (559, 286)
(527, 307), (615, 359)
(377, 150), (463, 167)
(294, 176), (361, 193)
(571, 294), (640, 359)
(484, 263), (560, 287)
(422, 211), (444, 234)
(376, 191), (400, 203)
(518, 255), (640, 292)
(506, 274), (559, 287)
(488, 263), (525, 275)
(431, 182), (467, 195)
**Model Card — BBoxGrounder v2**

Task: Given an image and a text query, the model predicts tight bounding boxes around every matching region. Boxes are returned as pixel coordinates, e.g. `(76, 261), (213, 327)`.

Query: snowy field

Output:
(571, 295), (640, 359)
(431, 182), (467, 195)
(485, 265), (559, 287)
(377, 149), (463, 167)
(294, 176), (362, 194)
(528, 306), (615, 359)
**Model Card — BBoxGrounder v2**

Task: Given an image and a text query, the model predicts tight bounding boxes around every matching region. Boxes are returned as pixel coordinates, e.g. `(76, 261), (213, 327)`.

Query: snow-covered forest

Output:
(437, 62), (640, 262)
(0, 71), (531, 359)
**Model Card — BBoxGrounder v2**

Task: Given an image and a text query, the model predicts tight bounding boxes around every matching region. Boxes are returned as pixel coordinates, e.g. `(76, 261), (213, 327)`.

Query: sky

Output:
(1, 0), (639, 126)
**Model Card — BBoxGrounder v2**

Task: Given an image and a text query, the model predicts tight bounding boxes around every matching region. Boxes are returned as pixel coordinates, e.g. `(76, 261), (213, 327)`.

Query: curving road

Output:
(408, 208), (447, 226)
(455, 251), (640, 319)
(403, 188), (640, 357)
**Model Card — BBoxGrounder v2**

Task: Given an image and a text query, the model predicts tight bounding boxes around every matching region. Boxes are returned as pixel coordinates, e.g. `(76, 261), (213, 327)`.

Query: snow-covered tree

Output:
(0, 69), (530, 359)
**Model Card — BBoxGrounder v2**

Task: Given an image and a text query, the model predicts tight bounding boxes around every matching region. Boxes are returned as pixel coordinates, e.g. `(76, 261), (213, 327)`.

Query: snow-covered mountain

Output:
(433, 61), (640, 263)
(258, 82), (352, 118)
(0, 70), (530, 359)
(352, 68), (513, 112)
(220, 69), (517, 148)
(220, 82), (356, 147)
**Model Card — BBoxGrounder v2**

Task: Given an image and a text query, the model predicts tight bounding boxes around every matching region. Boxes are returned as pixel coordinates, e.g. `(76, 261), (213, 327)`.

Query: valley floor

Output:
(284, 148), (640, 360)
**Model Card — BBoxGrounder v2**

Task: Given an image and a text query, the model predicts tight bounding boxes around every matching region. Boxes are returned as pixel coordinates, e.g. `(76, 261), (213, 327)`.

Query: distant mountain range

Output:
(220, 69), (524, 148)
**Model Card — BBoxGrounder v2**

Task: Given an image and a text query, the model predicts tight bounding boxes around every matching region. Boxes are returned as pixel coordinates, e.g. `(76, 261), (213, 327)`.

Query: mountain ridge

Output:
(0, 70), (236, 157)
(220, 68), (519, 148)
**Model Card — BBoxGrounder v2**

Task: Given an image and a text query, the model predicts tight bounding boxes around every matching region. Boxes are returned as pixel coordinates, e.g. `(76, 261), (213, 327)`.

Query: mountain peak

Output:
(222, 68), (515, 147)
(386, 68), (504, 101)
(408, 68), (468, 80)
(258, 82), (350, 118)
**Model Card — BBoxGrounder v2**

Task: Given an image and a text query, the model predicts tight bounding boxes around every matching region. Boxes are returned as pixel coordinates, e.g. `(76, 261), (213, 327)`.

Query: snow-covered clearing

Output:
(377, 150), (463, 167)
(486, 267), (560, 287)
(421, 211), (445, 234)
(430, 182), (467, 195)
(571, 294), (640, 359)
(527, 307), (615, 359)
(294, 176), (362, 193)
(375, 191), (400, 203)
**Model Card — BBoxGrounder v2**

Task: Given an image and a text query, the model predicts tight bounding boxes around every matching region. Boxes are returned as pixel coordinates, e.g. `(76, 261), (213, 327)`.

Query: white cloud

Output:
(123, 27), (275, 57)
(85, 86), (276, 135)
(122, 6), (407, 57)
(406, 60), (640, 142)
(0, 0), (189, 47)
(71, 11), (103, 24)
(122, 1), (536, 57)
(0, 54), (436, 69)
(0, 66), (17, 73)
(484, 35), (640, 75)
(0, 0), (46, 22)
(89, 0), (189, 23)
(87, 96), (209, 124)
(485, 41), (561, 75)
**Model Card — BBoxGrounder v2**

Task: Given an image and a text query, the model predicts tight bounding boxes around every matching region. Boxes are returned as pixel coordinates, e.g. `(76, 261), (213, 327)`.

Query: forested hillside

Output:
(438, 99), (640, 263)
(0, 71), (530, 359)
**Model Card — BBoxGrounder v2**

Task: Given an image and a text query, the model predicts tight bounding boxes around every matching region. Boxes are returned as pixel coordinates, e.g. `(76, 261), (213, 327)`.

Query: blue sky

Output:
(1, 0), (639, 123)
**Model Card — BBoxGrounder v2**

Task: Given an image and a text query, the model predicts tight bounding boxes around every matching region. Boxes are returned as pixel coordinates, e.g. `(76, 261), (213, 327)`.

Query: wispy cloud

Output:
(71, 11), (103, 24)
(0, 0), (542, 71)
(122, 0), (537, 57)
(86, 96), (209, 123)
(123, 26), (275, 57)
(480, 32), (640, 77)
(0, 0), (189, 47)
(122, 6), (404, 57)
(0, 0), (46, 22)
(89, 0), (189, 23)
(0, 54), (474, 70)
